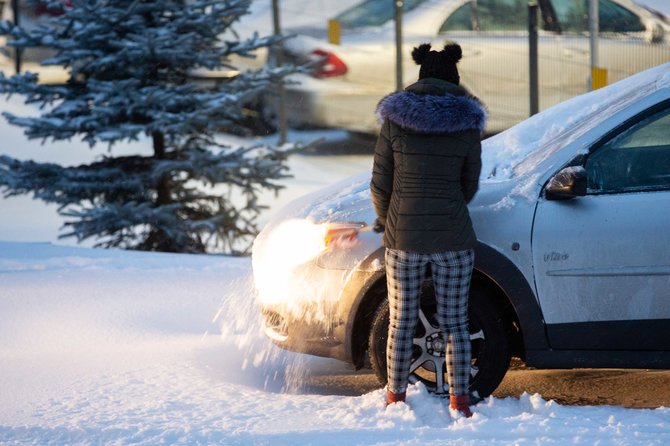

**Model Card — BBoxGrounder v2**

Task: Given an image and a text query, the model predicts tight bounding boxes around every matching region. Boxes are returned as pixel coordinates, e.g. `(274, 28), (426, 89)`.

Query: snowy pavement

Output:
(1, 241), (669, 445)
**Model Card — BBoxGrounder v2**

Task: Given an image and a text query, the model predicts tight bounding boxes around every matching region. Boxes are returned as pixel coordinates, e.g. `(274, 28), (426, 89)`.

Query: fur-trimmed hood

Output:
(376, 81), (487, 134)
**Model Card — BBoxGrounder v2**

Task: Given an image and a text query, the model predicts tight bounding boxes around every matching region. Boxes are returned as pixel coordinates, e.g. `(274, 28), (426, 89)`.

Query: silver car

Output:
(278, 0), (670, 134)
(252, 62), (670, 399)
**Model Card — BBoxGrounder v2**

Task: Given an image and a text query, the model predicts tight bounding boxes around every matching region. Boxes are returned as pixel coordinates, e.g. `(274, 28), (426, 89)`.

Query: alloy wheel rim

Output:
(407, 308), (484, 395)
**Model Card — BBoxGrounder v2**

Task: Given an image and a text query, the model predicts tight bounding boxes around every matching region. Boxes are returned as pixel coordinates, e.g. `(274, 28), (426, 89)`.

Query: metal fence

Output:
(2, 0), (669, 135)
(447, 30), (670, 133)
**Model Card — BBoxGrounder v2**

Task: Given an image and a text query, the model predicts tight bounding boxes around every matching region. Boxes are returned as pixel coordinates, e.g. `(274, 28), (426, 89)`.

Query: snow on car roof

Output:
(481, 62), (670, 182)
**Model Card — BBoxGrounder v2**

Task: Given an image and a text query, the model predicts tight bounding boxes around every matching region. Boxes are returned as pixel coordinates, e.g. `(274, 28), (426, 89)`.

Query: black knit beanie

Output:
(412, 42), (462, 85)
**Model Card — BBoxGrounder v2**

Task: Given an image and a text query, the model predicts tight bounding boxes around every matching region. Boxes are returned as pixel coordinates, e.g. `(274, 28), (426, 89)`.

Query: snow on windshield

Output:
(481, 63), (670, 182)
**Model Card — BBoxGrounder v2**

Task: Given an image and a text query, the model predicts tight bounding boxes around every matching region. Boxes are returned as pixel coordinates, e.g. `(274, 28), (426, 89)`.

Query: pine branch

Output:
(0, 0), (304, 253)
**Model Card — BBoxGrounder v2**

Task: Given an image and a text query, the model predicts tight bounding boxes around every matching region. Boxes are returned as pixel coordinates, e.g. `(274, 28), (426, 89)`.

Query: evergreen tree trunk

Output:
(138, 130), (185, 252)
(153, 131), (170, 206)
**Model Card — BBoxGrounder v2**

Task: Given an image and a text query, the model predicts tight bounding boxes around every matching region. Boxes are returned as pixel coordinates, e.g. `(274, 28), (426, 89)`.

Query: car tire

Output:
(368, 282), (511, 399)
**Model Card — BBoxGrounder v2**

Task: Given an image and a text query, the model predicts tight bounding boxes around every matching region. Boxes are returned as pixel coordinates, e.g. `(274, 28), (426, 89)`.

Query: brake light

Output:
(311, 49), (348, 78)
(35, 0), (72, 16)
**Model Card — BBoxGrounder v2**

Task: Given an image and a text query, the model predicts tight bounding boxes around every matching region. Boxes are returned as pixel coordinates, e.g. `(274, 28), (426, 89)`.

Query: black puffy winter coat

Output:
(370, 78), (486, 253)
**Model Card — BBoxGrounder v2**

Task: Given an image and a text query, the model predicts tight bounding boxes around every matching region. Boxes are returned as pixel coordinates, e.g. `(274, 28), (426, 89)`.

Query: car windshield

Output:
(334, 0), (426, 29)
(482, 63), (670, 181)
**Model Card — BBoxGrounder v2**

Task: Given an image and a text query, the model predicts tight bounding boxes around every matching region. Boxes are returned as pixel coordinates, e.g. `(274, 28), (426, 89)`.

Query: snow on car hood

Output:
(481, 62), (670, 183)
(258, 63), (670, 231)
(261, 171), (373, 228)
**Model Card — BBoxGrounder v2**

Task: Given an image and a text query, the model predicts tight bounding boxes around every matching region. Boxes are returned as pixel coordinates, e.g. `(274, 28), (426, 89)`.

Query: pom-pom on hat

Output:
(412, 42), (462, 85)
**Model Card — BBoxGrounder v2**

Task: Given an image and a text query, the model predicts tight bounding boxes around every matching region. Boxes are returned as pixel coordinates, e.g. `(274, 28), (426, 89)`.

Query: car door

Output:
(532, 100), (670, 351)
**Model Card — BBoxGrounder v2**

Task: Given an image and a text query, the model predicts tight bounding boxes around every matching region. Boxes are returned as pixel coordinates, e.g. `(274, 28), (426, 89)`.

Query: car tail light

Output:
(35, 0), (72, 16)
(311, 49), (348, 78)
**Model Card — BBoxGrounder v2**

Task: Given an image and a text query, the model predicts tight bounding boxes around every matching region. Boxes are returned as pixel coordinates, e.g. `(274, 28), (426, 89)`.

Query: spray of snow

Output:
(210, 272), (315, 394)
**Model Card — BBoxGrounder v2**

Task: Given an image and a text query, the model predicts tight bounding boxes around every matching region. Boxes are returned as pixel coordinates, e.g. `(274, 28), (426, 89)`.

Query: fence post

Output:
(588, 0), (606, 90)
(528, 2), (539, 116)
(11, 0), (21, 74)
(271, 0), (288, 144)
(395, 1), (403, 91)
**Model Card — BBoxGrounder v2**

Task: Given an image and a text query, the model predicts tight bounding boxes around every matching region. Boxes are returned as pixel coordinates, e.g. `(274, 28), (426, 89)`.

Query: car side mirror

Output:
(545, 166), (587, 200)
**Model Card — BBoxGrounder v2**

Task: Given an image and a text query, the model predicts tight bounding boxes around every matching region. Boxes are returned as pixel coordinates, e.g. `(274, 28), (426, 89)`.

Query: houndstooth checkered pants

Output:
(385, 248), (474, 396)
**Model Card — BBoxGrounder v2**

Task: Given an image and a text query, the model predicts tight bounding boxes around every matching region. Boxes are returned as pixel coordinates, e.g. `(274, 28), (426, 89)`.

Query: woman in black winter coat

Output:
(370, 42), (486, 418)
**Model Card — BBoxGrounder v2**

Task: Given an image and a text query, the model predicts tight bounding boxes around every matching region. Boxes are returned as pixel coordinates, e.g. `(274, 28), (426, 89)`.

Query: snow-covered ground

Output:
(1, 241), (669, 445)
(2, 3), (670, 444)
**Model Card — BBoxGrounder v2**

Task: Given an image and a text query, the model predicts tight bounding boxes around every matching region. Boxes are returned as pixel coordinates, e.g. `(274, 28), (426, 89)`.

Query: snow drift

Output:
(1, 241), (669, 445)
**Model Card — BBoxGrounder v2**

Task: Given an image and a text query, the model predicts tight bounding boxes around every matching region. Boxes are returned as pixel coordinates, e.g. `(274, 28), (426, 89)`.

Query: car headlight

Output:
(252, 219), (367, 306)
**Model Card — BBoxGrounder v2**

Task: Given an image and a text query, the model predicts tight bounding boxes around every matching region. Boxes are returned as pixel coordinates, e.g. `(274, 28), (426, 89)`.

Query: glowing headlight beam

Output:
(252, 220), (370, 306)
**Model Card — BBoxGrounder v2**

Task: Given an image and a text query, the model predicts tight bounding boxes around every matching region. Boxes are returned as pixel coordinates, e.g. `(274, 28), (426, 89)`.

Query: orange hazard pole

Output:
(589, 0), (608, 90)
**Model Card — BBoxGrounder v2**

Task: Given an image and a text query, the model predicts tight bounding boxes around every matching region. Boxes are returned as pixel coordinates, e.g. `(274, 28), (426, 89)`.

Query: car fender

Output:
(336, 248), (385, 367)
(473, 242), (549, 352)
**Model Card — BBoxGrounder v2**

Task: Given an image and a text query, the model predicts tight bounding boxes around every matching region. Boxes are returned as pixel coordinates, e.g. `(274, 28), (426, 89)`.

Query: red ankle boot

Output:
(449, 395), (473, 418)
(386, 390), (406, 405)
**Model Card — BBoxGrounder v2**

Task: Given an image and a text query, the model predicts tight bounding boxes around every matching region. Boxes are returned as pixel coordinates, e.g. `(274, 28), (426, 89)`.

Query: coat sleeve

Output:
(370, 119), (394, 225)
(461, 139), (482, 204)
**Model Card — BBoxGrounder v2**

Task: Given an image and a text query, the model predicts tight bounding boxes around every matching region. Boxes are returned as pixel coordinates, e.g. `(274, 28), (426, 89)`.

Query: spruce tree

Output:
(0, 0), (298, 254)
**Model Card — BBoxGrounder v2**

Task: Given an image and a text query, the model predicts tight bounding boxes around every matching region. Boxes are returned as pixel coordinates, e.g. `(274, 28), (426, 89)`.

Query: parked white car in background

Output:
(277, 0), (670, 134)
(252, 62), (670, 399)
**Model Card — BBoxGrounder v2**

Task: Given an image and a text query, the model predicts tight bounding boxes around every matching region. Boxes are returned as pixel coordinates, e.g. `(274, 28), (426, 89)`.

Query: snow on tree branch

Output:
(0, 0), (305, 253)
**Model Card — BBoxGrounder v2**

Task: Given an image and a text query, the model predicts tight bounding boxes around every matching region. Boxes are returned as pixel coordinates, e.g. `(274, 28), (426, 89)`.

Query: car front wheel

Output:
(368, 283), (511, 399)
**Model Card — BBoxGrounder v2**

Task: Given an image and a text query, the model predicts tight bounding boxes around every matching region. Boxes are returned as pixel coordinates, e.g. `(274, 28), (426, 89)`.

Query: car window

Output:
(599, 0), (646, 32)
(440, 0), (529, 32)
(552, 0), (645, 33)
(335, 0), (426, 29)
(586, 106), (670, 193)
(440, 3), (474, 32)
